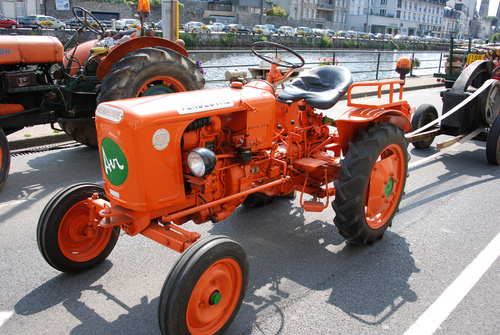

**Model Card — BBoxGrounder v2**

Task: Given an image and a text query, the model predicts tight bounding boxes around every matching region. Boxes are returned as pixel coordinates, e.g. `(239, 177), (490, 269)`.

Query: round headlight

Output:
(187, 147), (217, 177)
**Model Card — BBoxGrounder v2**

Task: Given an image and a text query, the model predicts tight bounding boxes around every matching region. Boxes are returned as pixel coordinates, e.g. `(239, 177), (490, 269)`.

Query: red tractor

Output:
(0, 5), (204, 190)
(37, 42), (414, 334)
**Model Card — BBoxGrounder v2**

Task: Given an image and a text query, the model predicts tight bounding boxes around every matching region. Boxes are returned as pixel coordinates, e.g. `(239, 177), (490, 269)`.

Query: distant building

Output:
(273, 0), (347, 30)
(345, 0), (447, 36)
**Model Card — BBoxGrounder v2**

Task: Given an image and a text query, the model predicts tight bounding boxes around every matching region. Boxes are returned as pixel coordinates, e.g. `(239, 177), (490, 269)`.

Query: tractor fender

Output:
(335, 107), (411, 155)
(452, 60), (494, 92)
(96, 36), (189, 82)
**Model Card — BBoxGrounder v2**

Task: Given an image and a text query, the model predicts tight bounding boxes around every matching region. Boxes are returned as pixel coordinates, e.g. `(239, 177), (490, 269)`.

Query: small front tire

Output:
(158, 236), (249, 335)
(37, 183), (120, 273)
(411, 104), (439, 149)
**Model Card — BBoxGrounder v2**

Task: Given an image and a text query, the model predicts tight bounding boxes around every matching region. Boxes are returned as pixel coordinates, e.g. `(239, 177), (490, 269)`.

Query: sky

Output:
(477, 0), (499, 16)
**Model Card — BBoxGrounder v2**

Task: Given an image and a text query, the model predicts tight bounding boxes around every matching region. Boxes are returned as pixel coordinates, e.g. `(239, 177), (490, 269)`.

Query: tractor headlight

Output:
(187, 147), (217, 177)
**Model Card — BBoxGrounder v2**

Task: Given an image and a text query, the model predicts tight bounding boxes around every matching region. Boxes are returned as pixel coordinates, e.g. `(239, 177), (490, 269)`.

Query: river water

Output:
(190, 49), (446, 89)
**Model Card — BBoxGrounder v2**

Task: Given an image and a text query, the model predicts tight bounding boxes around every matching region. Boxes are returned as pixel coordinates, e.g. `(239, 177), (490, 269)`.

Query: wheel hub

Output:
(209, 290), (222, 305)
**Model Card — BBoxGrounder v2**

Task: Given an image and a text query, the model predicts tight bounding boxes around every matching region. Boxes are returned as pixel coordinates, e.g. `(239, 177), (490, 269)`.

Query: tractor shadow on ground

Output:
(15, 260), (161, 334)
(0, 146), (102, 224)
(403, 141), (499, 214)
(208, 196), (419, 333)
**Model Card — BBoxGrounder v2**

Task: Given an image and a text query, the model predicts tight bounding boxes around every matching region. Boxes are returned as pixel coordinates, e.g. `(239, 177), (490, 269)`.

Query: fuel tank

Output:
(95, 80), (276, 213)
(0, 36), (64, 65)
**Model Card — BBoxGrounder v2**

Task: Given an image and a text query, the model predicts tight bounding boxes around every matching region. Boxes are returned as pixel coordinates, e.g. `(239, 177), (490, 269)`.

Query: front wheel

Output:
(486, 116), (500, 165)
(332, 122), (409, 244)
(0, 127), (10, 190)
(158, 236), (249, 335)
(411, 104), (439, 149)
(37, 183), (120, 273)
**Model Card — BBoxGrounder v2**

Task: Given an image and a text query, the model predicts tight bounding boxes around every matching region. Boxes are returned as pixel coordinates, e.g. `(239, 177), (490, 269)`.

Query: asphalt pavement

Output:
(6, 75), (444, 151)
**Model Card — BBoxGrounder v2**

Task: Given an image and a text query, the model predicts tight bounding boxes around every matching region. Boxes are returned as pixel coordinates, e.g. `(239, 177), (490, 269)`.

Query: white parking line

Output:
(0, 199), (27, 209)
(0, 311), (13, 327)
(404, 231), (500, 335)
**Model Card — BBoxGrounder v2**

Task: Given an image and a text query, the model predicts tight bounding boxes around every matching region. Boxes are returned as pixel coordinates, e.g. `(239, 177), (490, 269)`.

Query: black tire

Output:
(332, 122), (409, 244)
(243, 192), (276, 207)
(486, 116), (500, 165)
(65, 47), (204, 147)
(0, 127), (10, 190)
(60, 120), (98, 147)
(411, 104), (439, 149)
(476, 80), (500, 126)
(37, 183), (120, 273)
(97, 47), (204, 104)
(158, 236), (249, 335)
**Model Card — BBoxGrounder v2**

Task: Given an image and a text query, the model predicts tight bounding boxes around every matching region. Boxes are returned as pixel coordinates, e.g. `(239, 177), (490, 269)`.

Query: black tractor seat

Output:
(277, 65), (353, 110)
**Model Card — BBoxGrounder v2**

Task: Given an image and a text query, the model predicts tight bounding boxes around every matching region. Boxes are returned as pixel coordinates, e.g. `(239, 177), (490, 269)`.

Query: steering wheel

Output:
(72, 6), (104, 35)
(251, 42), (305, 69)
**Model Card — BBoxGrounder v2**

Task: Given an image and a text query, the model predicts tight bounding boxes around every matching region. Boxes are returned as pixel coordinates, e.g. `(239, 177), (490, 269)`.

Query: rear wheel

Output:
(158, 236), (249, 335)
(332, 122), (409, 244)
(476, 80), (500, 126)
(37, 183), (120, 273)
(0, 127), (10, 190)
(98, 47), (204, 103)
(65, 47), (205, 147)
(411, 104), (439, 149)
(486, 116), (500, 165)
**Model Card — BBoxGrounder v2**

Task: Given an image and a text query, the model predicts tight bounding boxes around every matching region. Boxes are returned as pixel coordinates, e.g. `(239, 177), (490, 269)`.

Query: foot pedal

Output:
(302, 200), (327, 212)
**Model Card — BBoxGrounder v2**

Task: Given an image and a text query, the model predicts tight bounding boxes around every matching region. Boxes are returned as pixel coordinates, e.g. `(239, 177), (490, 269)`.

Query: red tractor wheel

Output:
(37, 183), (120, 273)
(332, 122), (409, 244)
(158, 236), (249, 335)
(61, 47), (205, 148)
(0, 127), (10, 190)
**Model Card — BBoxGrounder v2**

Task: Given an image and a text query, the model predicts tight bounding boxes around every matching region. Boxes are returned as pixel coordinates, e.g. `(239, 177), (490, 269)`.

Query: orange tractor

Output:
(0, 4), (204, 190)
(37, 42), (415, 334)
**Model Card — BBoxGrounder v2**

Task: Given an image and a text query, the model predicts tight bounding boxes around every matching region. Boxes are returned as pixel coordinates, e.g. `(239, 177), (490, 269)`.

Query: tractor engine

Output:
(0, 36), (64, 124)
(95, 80), (279, 229)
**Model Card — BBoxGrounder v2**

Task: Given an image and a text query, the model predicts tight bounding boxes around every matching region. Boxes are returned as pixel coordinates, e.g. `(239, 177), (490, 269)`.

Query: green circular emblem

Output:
(101, 137), (128, 186)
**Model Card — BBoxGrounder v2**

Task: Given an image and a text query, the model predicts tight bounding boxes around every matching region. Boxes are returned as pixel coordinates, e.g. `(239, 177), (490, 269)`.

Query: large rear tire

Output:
(37, 183), (120, 273)
(332, 122), (409, 244)
(158, 236), (249, 335)
(63, 47), (205, 147)
(97, 47), (205, 104)
(0, 127), (10, 190)
(486, 116), (500, 165)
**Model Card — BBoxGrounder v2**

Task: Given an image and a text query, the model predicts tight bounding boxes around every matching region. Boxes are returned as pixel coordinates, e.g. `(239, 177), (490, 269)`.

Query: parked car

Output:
(294, 26), (314, 36)
(265, 24), (276, 33)
(19, 15), (66, 30)
(252, 24), (270, 35)
(345, 30), (359, 38)
(115, 18), (142, 31)
(409, 35), (422, 42)
(207, 22), (225, 33)
(313, 28), (330, 37)
(0, 14), (18, 29)
(277, 26), (294, 36)
(183, 21), (204, 33)
(225, 24), (251, 34)
(394, 34), (409, 41)
(65, 17), (107, 30)
(152, 20), (162, 29)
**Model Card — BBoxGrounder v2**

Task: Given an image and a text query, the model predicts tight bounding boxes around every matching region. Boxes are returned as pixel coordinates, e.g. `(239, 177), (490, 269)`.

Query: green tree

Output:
(265, 5), (287, 17)
(483, 16), (499, 27)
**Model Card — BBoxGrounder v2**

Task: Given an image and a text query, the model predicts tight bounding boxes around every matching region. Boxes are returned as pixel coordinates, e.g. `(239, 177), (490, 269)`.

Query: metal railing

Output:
(188, 49), (446, 88)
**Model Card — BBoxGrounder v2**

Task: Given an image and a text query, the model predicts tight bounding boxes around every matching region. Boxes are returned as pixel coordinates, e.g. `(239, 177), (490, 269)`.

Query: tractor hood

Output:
(95, 81), (276, 212)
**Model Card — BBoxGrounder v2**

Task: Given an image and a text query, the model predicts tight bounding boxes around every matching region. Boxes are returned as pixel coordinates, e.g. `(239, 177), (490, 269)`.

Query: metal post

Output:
(438, 53), (442, 73)
(375, 52), (381, 79)
(410, 52), (415, 76)
(162, 0), (178, 41)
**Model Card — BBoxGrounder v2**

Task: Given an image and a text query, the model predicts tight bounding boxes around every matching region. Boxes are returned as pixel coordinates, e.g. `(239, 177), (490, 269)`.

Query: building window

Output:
(380, 9), (386, 15)
(397, 0), (402, 8)
(381, 0), (387, 5)
(396, 10), (401, 18)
